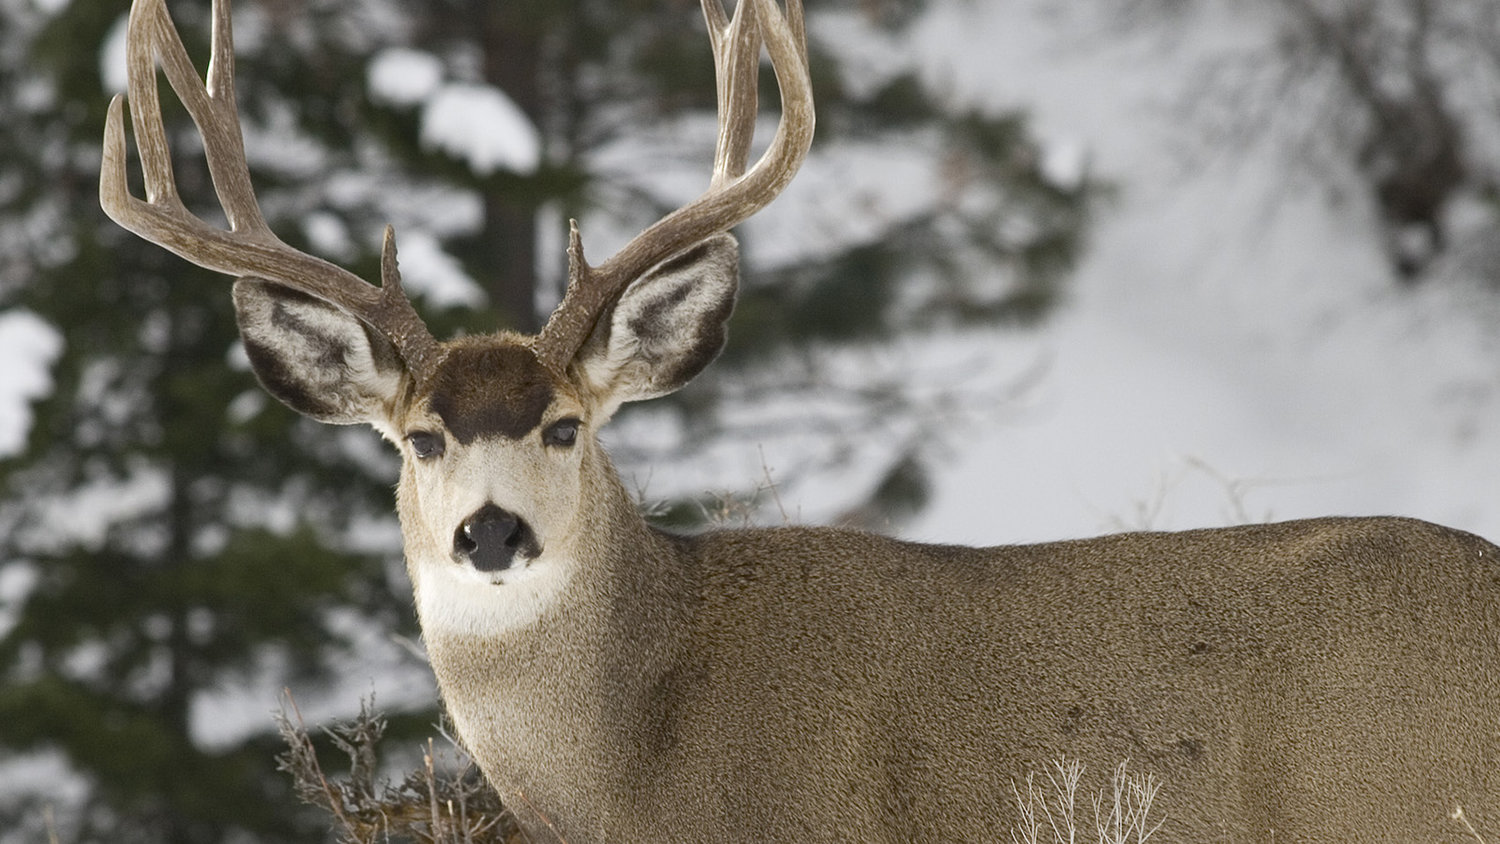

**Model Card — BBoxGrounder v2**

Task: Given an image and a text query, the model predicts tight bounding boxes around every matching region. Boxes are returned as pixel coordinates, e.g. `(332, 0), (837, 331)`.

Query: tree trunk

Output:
(477, 1), (546, 332)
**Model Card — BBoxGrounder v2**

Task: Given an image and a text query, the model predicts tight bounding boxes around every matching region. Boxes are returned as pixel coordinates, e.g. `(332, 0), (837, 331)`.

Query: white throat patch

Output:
(413, 551), (575, 637)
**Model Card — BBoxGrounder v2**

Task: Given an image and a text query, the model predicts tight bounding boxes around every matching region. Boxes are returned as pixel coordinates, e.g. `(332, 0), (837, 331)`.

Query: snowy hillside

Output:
(893, 2), (1500, 545)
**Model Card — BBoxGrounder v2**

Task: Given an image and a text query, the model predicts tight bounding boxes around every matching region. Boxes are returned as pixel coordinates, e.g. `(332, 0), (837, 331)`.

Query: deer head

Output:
(102, 0), (812, 629)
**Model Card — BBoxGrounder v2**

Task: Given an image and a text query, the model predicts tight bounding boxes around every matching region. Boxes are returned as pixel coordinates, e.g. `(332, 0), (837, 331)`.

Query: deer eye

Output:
(407, 431), (446, 460)
(543, 418), (581, 448)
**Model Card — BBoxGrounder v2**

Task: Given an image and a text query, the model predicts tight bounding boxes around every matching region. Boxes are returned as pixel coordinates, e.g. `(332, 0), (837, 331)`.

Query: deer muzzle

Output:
(455, 503), (540, 572)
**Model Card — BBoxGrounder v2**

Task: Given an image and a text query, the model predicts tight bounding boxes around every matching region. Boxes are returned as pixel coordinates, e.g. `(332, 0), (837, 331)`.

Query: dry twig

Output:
(275, 692), (519, 843)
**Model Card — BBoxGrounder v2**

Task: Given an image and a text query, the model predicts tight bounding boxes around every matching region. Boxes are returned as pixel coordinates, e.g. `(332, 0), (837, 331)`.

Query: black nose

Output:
(455, 504), (537, 572)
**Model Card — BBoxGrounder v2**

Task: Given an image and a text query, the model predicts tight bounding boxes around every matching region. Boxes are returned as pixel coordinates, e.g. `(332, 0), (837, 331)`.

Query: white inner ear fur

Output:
(233, 279), (406, 436)
(576, 234), (738, 419)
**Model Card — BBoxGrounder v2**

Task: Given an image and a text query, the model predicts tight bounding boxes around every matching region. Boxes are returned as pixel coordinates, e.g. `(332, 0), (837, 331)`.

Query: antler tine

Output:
(704, 0), (761, 189)
(100, 0), (443, 381)
(153, 0), (267, 234)
(535, 0), (814, 375)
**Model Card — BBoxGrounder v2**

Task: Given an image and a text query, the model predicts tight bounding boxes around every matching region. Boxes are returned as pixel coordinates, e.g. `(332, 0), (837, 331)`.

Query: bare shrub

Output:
(1010, 758), (1163, 844)
(275, 695), (519, 843)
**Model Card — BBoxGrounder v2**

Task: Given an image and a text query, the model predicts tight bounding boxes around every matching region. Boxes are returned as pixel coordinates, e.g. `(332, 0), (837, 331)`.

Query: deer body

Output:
(101, 0), (1500, 840)
(418, 483), (1500, 842)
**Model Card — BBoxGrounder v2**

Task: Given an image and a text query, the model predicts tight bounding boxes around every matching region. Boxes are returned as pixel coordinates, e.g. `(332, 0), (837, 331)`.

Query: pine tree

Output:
(0, 1), (436, 840)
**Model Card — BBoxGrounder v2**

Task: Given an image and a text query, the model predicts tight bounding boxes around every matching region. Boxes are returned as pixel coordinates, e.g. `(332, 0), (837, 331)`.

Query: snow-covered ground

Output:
(892, 1), (1500, 546)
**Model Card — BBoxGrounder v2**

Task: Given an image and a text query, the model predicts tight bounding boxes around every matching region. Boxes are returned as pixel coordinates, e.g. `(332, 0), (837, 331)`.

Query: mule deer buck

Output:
(101, 0), (1500, 840)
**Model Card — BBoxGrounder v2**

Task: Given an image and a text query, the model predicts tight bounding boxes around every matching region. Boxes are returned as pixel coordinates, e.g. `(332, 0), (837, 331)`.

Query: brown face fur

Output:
(393, 336), (592, 566)
(427, 344), (559, 444)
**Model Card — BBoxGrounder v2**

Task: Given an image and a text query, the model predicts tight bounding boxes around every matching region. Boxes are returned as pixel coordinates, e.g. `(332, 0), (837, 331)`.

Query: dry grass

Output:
(1009, 758), (1163, 844)
(275, 694), (519, 844)
(276, 697), (1166, 844)
(1453, 805), (1491, 844)
(275, 707), (1499, 844)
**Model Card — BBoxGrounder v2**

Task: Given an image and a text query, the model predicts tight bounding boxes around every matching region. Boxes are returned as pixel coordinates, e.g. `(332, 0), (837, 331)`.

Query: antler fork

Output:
(532, 0), (814, 374)
(100, 0), (443, 380)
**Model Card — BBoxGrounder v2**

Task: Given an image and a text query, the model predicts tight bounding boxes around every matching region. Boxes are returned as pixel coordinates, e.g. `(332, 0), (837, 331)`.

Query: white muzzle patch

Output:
(413, 550), (574, 637)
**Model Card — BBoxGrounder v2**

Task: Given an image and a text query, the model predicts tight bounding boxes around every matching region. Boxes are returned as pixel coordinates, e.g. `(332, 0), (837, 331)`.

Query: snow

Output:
(367, 47), (444, 107)
(0, 310), (62, 457)
(0, 562), (38, 641)
(894, 1), (1500, 545)
(420, 83), (541, 177)
(366, 46), (542, 177)
(1040, 138), (1090, 193)
(388, 228), (487, 309)
(301, 209), (357, 261)
(99, 13), (127, 94)
(191, 608), (437, 752)
(0, 749), (89, 844)
(26, 459), (173, 553)
(32, 0), (73, 18)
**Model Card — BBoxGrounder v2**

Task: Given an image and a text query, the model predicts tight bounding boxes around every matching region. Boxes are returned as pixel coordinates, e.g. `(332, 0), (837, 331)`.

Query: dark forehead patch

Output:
(427, 344), (555, 444)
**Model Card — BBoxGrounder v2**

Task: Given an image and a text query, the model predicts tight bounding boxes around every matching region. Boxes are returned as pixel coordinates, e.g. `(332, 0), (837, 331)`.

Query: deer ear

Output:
(573, 233), (738, 419)
(232, 278), (406, 430)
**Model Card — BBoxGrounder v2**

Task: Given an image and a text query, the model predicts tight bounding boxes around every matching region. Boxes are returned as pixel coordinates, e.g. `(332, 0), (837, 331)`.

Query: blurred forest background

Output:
(1, 0), (1498, 840)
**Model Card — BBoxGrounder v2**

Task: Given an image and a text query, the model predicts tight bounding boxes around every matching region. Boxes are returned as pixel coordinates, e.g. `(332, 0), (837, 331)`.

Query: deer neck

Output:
(408, 446), (688, 826)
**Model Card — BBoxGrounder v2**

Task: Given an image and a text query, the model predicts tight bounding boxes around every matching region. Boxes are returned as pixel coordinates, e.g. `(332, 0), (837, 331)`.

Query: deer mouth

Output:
(454, 504), (543, 573)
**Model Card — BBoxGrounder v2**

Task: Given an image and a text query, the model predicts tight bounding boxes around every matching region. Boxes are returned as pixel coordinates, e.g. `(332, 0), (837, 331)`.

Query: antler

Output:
(533, 0), (815, 375)
(100, 0), (443, 382)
